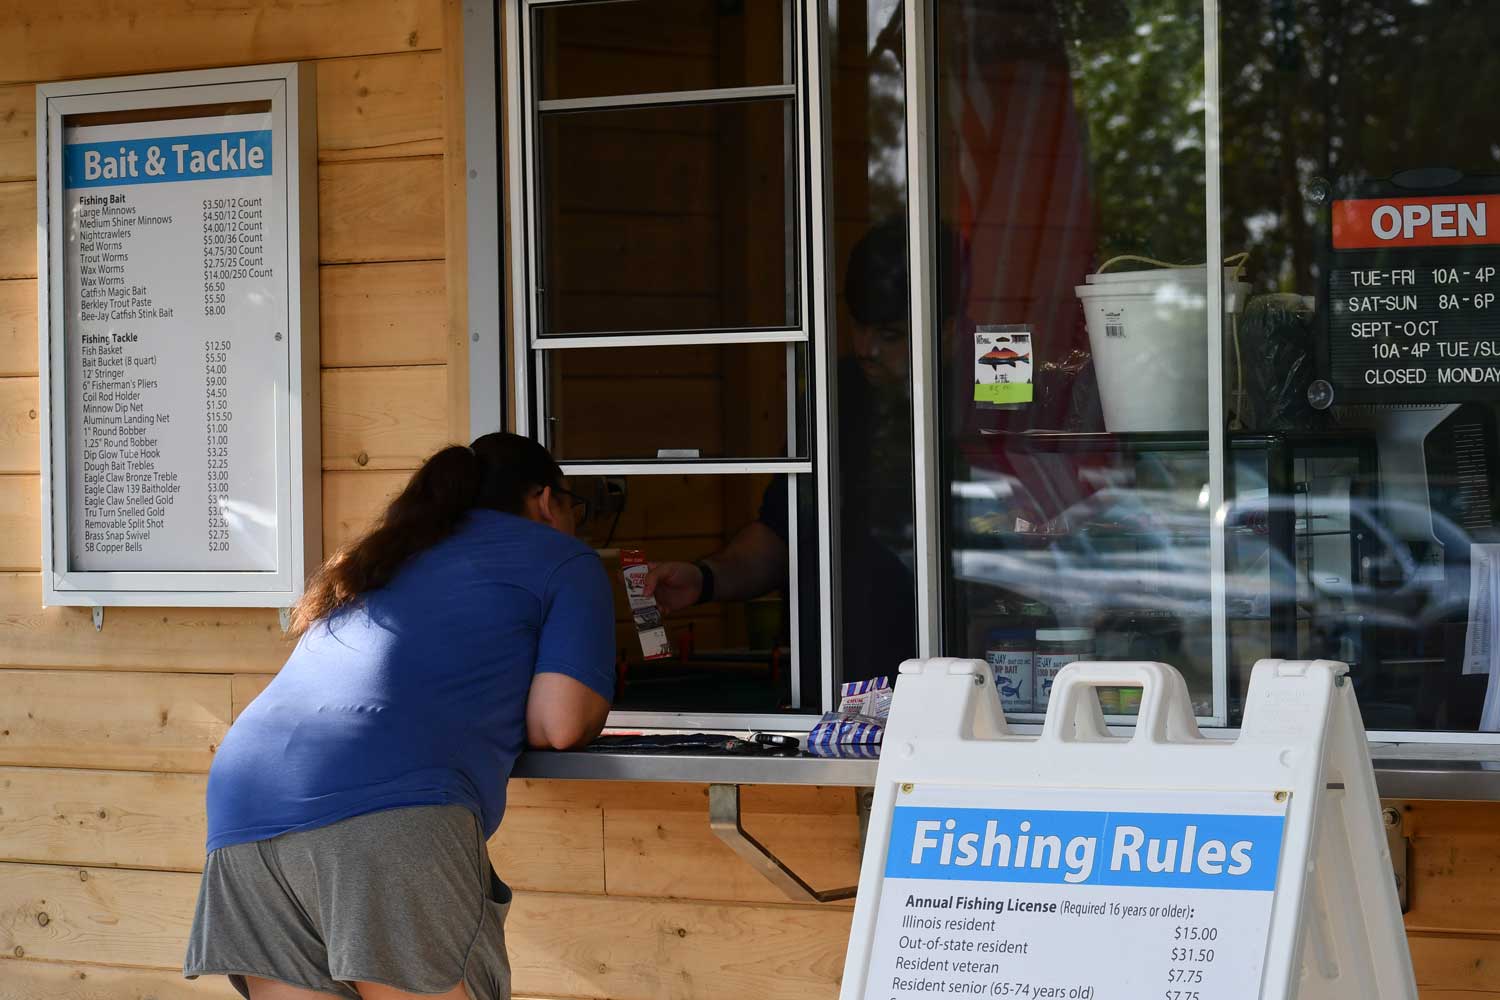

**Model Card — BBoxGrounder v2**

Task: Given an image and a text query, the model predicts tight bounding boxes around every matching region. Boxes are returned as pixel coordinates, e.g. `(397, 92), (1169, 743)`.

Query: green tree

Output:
(1063, 0), (1208, 267)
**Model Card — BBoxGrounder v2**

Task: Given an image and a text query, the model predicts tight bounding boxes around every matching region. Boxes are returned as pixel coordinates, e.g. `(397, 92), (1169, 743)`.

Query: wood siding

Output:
(0, 3), (1497, 999)
(0, 1), (467, 991)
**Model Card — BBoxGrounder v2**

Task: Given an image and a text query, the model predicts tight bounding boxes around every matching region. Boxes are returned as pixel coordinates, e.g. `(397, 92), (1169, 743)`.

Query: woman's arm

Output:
(526, 672), (611, 750)
(527, 551), (617, 750)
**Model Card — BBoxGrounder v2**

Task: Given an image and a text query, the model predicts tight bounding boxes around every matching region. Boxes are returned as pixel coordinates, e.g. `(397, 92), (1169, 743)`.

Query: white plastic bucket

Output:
(1075, 266), (1250, 433)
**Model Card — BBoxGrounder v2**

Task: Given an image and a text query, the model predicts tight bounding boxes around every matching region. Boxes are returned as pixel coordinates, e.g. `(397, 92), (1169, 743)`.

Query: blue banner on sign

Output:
(64, 130), (273, 188)
(885, 806), (1284, 892)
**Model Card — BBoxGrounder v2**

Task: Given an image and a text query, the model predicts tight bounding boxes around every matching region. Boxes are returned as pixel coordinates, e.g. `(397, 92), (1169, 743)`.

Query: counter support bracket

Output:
(1382, 802), (1411, 913)
(708, 783), (866, 903)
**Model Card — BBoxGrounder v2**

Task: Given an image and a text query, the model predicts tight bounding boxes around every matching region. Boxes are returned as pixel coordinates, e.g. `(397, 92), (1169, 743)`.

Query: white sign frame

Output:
(36, 64), (319, 608)
(841, 658), (1418, 1000)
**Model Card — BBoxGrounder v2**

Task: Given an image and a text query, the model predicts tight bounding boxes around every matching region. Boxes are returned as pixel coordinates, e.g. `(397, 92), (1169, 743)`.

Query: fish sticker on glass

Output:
(974, 324), (1034, 408)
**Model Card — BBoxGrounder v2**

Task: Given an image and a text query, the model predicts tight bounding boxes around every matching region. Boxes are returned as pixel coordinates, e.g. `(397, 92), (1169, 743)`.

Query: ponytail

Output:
(291, 432), (562, 634)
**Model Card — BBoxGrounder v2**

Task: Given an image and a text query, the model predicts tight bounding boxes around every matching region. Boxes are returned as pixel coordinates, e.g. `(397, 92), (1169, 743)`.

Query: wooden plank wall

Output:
(0, 1), (458, 995)
(0, 4), (1499, 1000)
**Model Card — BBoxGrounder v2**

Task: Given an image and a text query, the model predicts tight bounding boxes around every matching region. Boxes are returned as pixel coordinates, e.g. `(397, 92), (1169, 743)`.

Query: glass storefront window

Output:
(1220, 0), (1500, 732)
(827, 0), (919, 684)
(932, 0), (1500, 735)
(934, 0), (1214, 719)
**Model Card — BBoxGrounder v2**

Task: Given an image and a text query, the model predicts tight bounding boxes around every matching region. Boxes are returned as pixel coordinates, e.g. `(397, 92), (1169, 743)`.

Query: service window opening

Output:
(501, 0), (924, 723)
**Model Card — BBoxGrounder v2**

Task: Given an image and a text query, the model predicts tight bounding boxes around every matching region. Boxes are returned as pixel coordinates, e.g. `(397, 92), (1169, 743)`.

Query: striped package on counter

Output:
(808, 712), (885, 755)
(807, 728), (882, 759)
(807, 676), (893, 757)
(837, 676), (893, 717)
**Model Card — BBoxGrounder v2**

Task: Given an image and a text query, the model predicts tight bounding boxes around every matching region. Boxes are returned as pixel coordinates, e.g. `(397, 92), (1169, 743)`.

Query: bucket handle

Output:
(1098, 252), (1249, 282)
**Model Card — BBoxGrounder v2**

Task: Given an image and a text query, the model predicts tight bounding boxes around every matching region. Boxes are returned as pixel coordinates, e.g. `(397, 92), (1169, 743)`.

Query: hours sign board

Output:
(1320, 178), (1500, 404)
(38, 66), (319, 608)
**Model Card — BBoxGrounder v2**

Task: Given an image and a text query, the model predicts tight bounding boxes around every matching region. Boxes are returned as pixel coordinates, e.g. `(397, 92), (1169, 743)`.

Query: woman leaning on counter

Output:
(183, 433), (616, 1000)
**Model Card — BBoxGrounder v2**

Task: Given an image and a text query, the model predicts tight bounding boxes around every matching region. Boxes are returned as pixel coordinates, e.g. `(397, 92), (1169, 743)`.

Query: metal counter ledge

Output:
(513, 743), (1500, 801)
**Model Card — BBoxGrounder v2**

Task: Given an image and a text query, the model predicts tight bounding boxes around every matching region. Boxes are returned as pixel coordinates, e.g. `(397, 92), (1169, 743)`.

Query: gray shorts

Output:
(184, 804), (511, 1000)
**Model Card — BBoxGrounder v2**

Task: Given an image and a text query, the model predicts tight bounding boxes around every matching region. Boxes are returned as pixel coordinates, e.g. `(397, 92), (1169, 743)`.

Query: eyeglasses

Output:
(554, 486), (592, 529)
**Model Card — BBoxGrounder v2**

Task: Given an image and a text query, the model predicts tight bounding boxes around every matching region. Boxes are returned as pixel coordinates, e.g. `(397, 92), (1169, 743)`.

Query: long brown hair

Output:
(291, 432), (563, 634)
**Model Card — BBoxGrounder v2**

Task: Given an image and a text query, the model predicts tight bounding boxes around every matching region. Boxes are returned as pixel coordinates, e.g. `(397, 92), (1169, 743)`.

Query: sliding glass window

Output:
(931, 0), (1217, 722)
(1217, 0), (1500, 735)
(511, 0), (827, 724)
(927, 0), (1500, 739)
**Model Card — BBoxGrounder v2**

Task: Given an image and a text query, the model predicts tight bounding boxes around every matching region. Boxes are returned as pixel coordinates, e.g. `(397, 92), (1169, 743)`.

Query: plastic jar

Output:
(981, 627), (1035, 715)
(1034, 628), (1093, 713)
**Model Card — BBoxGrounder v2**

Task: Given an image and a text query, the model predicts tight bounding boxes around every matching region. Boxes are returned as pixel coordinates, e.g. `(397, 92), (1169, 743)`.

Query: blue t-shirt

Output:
(204, 510), (615, 853)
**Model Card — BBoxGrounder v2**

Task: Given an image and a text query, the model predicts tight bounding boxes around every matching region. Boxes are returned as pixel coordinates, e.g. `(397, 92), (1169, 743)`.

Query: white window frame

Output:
(473, 0), (841, 729)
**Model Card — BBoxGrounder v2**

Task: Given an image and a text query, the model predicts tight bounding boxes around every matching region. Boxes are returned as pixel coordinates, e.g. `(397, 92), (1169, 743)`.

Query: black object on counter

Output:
(585, 733), (800, 756)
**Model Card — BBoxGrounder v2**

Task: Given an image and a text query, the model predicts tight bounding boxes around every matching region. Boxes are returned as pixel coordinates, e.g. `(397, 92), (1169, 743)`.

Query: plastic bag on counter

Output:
(1232, 293), (1332, 432)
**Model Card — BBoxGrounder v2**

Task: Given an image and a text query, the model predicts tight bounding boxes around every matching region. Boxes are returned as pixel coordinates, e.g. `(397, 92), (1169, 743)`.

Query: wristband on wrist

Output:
(692, 559), (717, 605)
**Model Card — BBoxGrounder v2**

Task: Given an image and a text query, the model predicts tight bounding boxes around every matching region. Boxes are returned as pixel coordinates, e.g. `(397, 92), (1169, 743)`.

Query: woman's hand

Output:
(642, 561), (703, 614)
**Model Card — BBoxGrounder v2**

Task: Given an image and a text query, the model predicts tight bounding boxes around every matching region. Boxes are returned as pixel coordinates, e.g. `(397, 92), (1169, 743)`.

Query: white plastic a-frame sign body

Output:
(839, 658), (1416, 1000)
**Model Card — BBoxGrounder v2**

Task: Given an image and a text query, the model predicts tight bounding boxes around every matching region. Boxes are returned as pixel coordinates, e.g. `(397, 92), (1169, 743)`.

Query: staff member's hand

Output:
(642, 561), (703, 614)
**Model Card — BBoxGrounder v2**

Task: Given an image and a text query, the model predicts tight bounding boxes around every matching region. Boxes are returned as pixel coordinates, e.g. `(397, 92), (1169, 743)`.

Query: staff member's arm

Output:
(642, 475), (791, 613)
(526, 550), (616, 750)
(643, 520), (788, 614)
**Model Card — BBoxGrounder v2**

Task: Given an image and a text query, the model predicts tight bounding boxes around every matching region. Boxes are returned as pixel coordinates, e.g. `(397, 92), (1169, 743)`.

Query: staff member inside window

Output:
(645, 217), (956, 680)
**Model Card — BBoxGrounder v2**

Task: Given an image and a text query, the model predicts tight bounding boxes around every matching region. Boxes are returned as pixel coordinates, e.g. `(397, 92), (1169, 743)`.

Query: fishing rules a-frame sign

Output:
(839, 658), (1417, 1000)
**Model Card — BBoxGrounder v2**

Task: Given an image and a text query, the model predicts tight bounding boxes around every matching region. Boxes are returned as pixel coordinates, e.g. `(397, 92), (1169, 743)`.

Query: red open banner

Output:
(1332, 195), (1500, 249)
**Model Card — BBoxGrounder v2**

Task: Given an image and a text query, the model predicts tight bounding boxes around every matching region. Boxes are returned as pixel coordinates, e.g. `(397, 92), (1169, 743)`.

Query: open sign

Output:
(1334, 195), (1500, 249)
